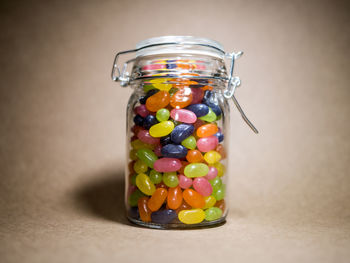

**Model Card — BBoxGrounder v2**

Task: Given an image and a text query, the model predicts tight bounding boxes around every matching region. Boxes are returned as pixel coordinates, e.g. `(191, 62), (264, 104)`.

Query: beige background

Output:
(1, 0), (349, 262)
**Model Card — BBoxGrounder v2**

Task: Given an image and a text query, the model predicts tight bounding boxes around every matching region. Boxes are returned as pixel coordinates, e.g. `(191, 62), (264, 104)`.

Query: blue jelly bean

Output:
(203, 90), (222, 116)
(151, 209), (177, 224)
(160, 135), (172, 146)
(143, 115), (158, 129)
(171, 124), (195, 144)
(161, 144), (188, 159)
(186, 104), (209, 117)
(214, 132), (224, 142)
(166, 63), (177, 69)
(133, 115), (144, 126)
(139, 89), (159, 104)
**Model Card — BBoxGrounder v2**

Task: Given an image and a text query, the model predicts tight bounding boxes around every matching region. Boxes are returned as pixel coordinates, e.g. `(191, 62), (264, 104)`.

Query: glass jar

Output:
(111, 36), (258, 229)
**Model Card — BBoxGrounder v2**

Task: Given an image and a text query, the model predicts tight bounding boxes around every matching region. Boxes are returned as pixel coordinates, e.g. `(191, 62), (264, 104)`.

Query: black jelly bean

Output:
(160, 135), (172, 146)
(133, 115), (144, 126)
(143, 115), (158, 130)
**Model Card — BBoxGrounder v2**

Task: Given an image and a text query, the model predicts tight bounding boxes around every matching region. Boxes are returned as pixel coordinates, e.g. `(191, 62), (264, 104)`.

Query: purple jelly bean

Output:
(161, 144), (188, 159)
(133, 115), (144, 126)
(153, 158), (182, 172)
(170, 124), (195, 144)
(143, 115), (158, 129)
(214, 132), (224, 142)
(186, 104), (209, 117)
(151, 209), (177, 224)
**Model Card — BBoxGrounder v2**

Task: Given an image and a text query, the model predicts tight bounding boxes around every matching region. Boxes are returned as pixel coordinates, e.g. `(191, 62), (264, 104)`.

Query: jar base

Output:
(127, 216), (226, 230)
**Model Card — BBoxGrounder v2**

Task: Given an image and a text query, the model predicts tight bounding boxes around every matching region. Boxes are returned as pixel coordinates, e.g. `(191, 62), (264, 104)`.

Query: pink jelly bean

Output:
(142, 64), (166, 70)
(193, 177), (213, 196)
(135, 105), (150, 117)
(179, 174), (193, 189)
(196, 136), (219, 152)
(205, 166), (218, 180)
(154, 158), (182, 172)
(154, 144), (162, 157)
(170, 109), (197, 124)
(137, 130), (160, 145)
(190, 87), (204, 104)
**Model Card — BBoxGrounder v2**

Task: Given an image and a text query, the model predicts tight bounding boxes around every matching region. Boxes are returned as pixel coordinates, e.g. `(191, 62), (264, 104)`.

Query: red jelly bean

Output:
(167, 186), (183, 210)
(190, 87), (204, 104)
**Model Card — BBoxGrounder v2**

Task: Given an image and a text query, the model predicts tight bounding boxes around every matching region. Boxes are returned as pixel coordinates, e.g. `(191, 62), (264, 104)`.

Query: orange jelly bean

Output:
(196, 124), (219, 138)
(156, 182), (168, 189)
(138, 197), (152, 222)
(175, 200), (192, 214)
(216, 144), (227, 159)
(167, 186), (183, 210)
(214, 199), (226, 211)
(183, 189), (205, 208)
(146, 91), (170, 112)
(170, 88), (193, 109)
(186, 150), (204, 163)
(147, 188), (168, 212)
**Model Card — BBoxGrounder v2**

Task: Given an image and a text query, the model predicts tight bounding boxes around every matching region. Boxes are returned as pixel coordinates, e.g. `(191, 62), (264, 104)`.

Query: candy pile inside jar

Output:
(127, 59), (227, 226)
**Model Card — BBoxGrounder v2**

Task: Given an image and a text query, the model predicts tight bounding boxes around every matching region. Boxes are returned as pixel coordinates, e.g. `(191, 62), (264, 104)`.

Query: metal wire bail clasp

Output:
(111, 49), (137, 87)
(224, 51), (259, 134)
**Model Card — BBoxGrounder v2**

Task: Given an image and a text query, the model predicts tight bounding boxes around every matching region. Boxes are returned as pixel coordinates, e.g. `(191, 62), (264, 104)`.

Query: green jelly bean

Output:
(209, 177), (222, 191)
(205, 207), (223, 221)
(136, 148), (158, 168)
(156, 108), (170, 122)
(136, 173), (156, 195)
(181, 135), (197, 150)
(143, 84), (156, 93)
(199, 107), (217, 122)
(128, 189), (145, 207)
(212, 184), (225, 201)
(134, 159), (148, 174)
(149, 169), (163, 184)
(163, 172), (179, 187)
(131, 174), (137, 185)
(184, 163), (209, 178)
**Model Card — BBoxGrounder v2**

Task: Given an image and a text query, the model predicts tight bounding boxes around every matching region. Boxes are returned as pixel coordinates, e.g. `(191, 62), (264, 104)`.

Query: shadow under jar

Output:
(111, 36), (257, 229)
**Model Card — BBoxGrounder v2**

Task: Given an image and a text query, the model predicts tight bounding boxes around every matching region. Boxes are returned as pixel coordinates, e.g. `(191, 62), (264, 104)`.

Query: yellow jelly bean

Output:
(149, 121), (174, 137)
(129, 149), (138, 160)
(136, 173), (156, 196)
(203, 151), (221, 164)
(150, 78), (172, 91)
(178, 209), (206, 224)
(131, 139), (155, 150)
(134, 159), (148, 174)
(212, 162), (225, 177)
(203, 195), (216, 209)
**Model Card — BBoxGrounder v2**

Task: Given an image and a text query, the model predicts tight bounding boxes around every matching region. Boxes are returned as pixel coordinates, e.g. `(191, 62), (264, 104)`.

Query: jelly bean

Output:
(149, 121), (174, 137)
(193, 177), (213, 196)
(186, 104), (209, 117)
(202, 90), (222, 116)
(212, 162), (225, 177)
(178, 161), (189, 174)
(196, 124), (219, 138)
(130, 174), (137, 185)
(135, 105), (150, 118)
(203, 195), (216, 209)
(190, 87), (204, 104)
(214, 199), (226, 211)
(193, 119), (206, 130)
(215, 144), (226, 159)
(212, 184), (225, 201)
(178, 174), (193, 189)
(143, 115), (159, 130)
(168, 87), (179, 96)
(205, 166), (218, 180)
(138, 197), (152, 222)
(128, 161), (135, 173)
(136, 149), (158, 168)
(131, 125), (144, 135)
(178, 209), (205, 224)
(129, 149), (138, 160)
(146, 91), (170, 112)
(161, 144), (188, 159)
(133, 115), (144, 126)
(214, 132), (224, 142)
(170, 88), (193, 108)
(139, 89), (159, 104)
(149, 169), (163, 184)
(205, 207), (222, 221)
(136, 173), (156, 195)
(128, 189), (145, 207)
(186, 150), (204, 163)
(184, 163), (209, 178)
(151, 209), (177, 224)
(203, 150), (221, 164)
(167, 186), (183, 210)
(198, 107), (217, 122)
(154, 144), (162, 157)
(209, 176), (222, 191)
(128, 207), (139, 219)
(196, 136), (218, 152)
(147, 188), (168, 212)
(202, 85), (213, 91)
(143, 84), (156, 93)
(163, 172), (179, 187)
(143, 64), (166, 71)
(131, 139), (156, 150)
(154, 158), (182, 172)
(183, 189), (205, 208)
(156, 182), (168, 189)
(137, 130), (160, 145)
(156, 108), (170, 122)
(181, 135), (197, 150)
(160, 135), (172, 146)
(134, 159), (148, 174)
(175, 200), (192, 214)
(149, 78), (172, 91)
(170, 109), (197, 124)
(170, 124), (195, 144)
